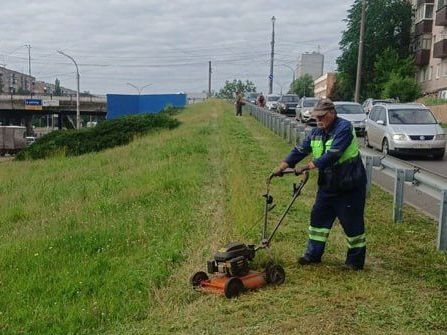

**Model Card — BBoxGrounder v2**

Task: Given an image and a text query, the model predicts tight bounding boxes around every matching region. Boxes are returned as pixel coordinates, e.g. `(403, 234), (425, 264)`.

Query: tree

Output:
(216, 79), (256, 99)
(54, 78), (62, 96)
(336, 0), (413, 100)
(290, 74), (314, 98)
(330, 73), (352, 101)
(373, 48), (415, 92)
(381, 73), (421, 102)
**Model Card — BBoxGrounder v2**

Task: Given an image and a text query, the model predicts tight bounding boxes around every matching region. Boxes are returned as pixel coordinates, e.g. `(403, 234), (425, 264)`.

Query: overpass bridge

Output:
(0, 94), (107, 131)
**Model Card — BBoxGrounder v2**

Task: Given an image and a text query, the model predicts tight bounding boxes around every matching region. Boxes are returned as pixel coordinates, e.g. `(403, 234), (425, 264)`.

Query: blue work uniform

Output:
(284, 117), (367, 268)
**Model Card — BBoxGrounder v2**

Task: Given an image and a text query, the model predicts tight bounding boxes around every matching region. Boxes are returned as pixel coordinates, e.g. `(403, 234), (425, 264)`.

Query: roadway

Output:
(356, 136), (447, 178)
(291, 116), (447, 178)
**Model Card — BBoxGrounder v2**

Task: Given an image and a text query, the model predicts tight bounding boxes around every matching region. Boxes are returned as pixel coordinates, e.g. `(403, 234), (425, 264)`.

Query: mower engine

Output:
(207, 242), (255, 277)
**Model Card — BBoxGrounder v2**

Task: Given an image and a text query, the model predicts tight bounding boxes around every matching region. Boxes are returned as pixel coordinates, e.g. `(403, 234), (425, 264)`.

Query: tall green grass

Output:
(0, 104), (213, 334)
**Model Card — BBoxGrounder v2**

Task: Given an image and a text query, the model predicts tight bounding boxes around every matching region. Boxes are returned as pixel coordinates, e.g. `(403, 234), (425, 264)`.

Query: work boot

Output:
(298, 255), (321, 266)
(341, 263), (363, 271)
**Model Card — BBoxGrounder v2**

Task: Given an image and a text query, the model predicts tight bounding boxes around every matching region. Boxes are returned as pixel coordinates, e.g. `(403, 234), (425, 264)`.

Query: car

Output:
(365, 103), (446, 159)
(26, 136), (36, 145)
(362, 98), (396, 115)
(276, 94), (300, 116)
(333, 101), (367, 136)
(246, 92), (259, 104)
(295, 97), (319, 124)
(265, 94), (280, 110)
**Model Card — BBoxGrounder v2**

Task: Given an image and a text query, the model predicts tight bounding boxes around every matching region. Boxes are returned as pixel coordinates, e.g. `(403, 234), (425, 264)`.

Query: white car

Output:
(295, 97), (319, 124)
(365, 103), (446, 159)
(334, 101), (367, 136)
(265, 94), (280, 110)
(362, 98), (396, 115)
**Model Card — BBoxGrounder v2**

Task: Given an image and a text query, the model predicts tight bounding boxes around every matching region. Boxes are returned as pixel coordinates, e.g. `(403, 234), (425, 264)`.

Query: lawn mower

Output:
(190, 168), (309, 298)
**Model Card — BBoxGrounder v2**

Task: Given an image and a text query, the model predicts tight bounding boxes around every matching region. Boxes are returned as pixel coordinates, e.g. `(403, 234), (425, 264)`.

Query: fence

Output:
(246, 103), (447, 251)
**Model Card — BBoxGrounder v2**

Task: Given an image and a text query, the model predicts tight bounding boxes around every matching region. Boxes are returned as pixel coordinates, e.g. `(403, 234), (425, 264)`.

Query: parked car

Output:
(365, 103), (446, 159)
(246, 92), (259, 104)
(276, 94), (300, 116)
(265, 94), (280, 110)
(26, 136), (36, 146)
(333, 101), (367, 136)
(362, 98), (396, 115)
(295, 97), (319, 124)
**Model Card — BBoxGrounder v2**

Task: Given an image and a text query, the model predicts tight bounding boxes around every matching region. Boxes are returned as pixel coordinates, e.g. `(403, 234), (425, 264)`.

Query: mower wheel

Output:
(224, 277), (244, 298)
(190, 271), (209, 288)
(266, 264), (286, 285)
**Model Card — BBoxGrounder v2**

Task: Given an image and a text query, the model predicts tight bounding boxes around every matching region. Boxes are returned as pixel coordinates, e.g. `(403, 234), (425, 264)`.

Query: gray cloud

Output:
(1, 0), (353, 95)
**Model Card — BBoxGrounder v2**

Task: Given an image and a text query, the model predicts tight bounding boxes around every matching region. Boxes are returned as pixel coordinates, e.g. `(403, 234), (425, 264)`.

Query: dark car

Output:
(276, 94), (300, 116)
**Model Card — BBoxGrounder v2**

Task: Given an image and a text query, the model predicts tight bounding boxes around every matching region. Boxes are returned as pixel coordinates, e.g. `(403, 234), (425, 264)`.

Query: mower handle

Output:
(268, 168), (309, 184)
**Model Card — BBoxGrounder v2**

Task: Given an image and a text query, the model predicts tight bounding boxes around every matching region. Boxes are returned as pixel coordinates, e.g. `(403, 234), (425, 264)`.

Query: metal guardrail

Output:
(246, 103), (447, 251)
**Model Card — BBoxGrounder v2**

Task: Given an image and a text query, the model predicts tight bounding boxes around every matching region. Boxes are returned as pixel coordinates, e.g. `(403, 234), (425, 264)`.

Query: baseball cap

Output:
(311, 98), (335, 117)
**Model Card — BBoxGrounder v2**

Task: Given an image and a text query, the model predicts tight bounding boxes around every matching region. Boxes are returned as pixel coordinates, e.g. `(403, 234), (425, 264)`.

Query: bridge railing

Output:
(0, 94), (107, 103)
(245, 102), (447, 251)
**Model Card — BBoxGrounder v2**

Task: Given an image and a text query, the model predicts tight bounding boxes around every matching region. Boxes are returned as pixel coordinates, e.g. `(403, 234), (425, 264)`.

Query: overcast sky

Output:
(1, 0), (353, 95)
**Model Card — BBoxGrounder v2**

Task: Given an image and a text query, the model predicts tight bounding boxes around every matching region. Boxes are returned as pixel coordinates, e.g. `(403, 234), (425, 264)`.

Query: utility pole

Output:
(269, 16), (276, 95)
(208, 61), (212, 98)
(354, 0), (366, 103)
(25, 44), (31, 76)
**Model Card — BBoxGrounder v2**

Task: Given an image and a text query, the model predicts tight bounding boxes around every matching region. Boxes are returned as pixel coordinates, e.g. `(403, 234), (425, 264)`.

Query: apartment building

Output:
(0, 67), (35, 94)
(34, 81), (77, 95)
(314, 73), (336, 99)
(296, 52), (324, 81)
(413, 0), (447, 97)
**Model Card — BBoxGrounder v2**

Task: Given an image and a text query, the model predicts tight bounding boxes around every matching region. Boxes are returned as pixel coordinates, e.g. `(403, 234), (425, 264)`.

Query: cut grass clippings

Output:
(1, 100), (446, 334)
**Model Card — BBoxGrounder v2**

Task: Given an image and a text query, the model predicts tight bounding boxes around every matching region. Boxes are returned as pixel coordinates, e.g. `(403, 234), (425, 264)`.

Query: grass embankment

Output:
(1, 100), (446, 334)
(17, 110), (180, 160)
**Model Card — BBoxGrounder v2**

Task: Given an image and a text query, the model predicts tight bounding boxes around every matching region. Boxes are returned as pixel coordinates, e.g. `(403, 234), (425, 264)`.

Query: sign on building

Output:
(42, 100), (60, 107)
(25, 99), (42, 111)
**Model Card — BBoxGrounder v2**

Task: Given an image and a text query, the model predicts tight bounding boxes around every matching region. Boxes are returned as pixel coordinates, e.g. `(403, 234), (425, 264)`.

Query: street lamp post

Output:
(276, 64), (296, 88)
(269, 16), (276, 95)
(57, 50), (80, 129)
(127, 82), (152, 95)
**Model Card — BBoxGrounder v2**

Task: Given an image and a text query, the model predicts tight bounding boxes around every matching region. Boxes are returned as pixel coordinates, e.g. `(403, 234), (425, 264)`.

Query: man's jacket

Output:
(284, 117), (366, 193)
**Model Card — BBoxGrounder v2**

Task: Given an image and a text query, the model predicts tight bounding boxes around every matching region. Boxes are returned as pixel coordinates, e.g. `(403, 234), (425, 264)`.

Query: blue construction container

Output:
(106, 94), (187, 119)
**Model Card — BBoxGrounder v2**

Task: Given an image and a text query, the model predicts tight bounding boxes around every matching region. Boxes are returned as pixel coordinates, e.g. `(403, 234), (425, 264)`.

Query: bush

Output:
(381, 73), (421, 102)
(17, 110), (181, 160)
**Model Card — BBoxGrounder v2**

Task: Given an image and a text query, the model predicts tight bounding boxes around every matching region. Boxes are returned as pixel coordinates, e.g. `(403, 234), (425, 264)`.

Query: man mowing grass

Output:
(273, 99), (367, 270)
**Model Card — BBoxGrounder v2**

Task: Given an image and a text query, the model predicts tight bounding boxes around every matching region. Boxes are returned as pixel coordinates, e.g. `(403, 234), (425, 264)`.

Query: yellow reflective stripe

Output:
(309, 226), (330, 242)
(325, 139), (333, 153)
(309, 226), (331, 234)
(347, 233), (365, 242)
(338, 128), (359, 164)
(350, 241), (366, 248)
(347, 234), (366, 249)
(309, 234), (327, 242)
(311, 140), (324, 158)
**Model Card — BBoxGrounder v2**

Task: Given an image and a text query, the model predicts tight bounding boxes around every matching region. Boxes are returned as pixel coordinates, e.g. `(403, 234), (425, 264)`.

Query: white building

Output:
(296, 52), (324, 80)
